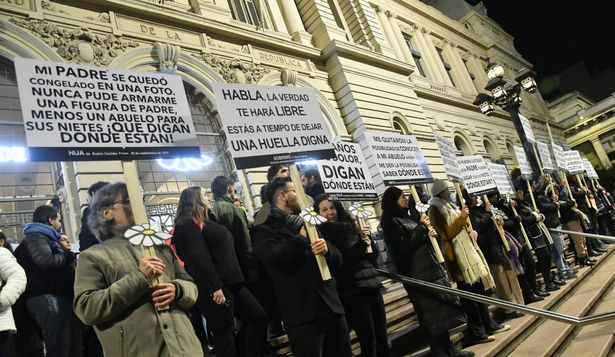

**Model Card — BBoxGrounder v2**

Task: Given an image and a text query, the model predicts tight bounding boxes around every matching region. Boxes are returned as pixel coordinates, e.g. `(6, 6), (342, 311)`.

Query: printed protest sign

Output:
(433, 133), (462, 181)
(14, 58), (199, 161)
(519, 114), (536, 144)
(315, 141), (377, 201)
(552, 143), (566, 171)
(536, 141), (555, 172)
(488, 163), (515, 195)
(564, 150), (585, 174)
(457, 155), (497, 196)
(581, 158), (599, 179)
(364, 132), (433, 185)
(513, 145), (533, 177)
(213, 83), (334, 169)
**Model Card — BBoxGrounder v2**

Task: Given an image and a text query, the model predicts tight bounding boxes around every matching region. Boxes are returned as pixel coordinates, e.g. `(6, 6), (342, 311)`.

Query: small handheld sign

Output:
(519, 114), (536, 145)
(457, 156), (497, 196)
(433, 133), (462, 182)
(536, 142), (555, 172)
(349, 203), (374, 254)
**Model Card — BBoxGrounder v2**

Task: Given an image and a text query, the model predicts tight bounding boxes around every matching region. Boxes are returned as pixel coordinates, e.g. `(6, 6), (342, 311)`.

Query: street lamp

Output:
(473, 59), (540, 178)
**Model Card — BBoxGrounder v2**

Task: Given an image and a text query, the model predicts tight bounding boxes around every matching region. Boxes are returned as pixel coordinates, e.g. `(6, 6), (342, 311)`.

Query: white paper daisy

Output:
(491, 208), (507, 221)
(415, 202), (430, 213)
(349, 204), (374, 219)
(124, 224), (172, 247)
(476, 196), (484, 206)
(300, 207), (327, 225)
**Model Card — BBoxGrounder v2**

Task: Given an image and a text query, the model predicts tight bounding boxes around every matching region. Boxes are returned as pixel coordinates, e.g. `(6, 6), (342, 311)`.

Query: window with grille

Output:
(228, 0), (266, 28)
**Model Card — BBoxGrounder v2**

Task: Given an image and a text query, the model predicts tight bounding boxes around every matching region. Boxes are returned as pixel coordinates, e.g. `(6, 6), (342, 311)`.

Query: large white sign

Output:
(315, 141), (377, 201)
(213, 83), (334, 169)
(488, 163), (515, 195)
(433, 133), (462, 181)
(519, 114), (536, 144)
(14, 58), (199, 161)
(536, 141), (555, 172)
(552, 143), (566, 170)
(513, 145), (533, 177)
(364, 132), (433, 185)
(581, 158), (599, 179)
(458, 155), (497, 196)
(564, 150), (585, 174)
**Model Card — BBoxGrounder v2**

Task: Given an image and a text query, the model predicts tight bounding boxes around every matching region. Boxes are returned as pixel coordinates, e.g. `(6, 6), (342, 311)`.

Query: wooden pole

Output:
(410, 186), (444, 263)
(526, 178), (553, 244)
(484, 194), (510, 252)
(289, 165), (332, 280)
(510, 199), (532, 249)
(356, 216), (373, 254)
(576, 174), (593, 209)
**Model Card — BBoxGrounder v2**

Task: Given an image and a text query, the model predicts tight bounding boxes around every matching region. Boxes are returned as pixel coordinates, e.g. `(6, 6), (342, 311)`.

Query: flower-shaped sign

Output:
(124, 224), (172, 247)
(349, 204), (374, 219)
(491, 208), (508, 221)
(415, 202), (430, 213)
(476, 196), (484, 206)
(300, 207), (327, 225)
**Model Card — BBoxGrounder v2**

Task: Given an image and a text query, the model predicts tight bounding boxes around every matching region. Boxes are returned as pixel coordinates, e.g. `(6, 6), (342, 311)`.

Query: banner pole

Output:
(484, 194), (510, 252)
(410, 186), (444, 264)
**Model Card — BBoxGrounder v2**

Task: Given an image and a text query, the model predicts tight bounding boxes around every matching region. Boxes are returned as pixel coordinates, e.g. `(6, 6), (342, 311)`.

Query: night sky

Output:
(466, 0), (615, 101)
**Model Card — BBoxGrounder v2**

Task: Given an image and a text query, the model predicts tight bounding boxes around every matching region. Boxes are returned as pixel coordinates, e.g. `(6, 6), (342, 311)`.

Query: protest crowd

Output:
(1, 158), (614, 357)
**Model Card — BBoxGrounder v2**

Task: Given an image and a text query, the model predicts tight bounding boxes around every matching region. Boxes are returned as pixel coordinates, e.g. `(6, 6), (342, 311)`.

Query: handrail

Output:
(550, 228), (615, 242)
(375, 269), (615, 327)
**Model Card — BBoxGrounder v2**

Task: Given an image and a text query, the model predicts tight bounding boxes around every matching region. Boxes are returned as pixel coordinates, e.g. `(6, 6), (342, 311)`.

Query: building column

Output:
(423, 34), (451, 86)
(469, 54), (488, 90)
(413, 27), (445, 83)
(373, 8), (403, 60)
(388, 15), (415, 64)
(278, 0), (313, 44)
(445, 42), (476, 94)
(592, 139), (612, 168)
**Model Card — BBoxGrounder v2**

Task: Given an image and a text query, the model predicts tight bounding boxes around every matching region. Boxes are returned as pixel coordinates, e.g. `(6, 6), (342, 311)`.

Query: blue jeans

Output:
(26, 295), (82, 357)
(549, 225), (571, 274)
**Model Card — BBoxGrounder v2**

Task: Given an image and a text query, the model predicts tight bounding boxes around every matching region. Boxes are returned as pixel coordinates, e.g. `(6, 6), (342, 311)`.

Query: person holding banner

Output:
(302, 169), (326, 199)
(314, 195), (390, 357)
(380, 187), (470, 357)
(74, 183), (203, 357)
(462, 190), (524, 314)
(566, 176), (608, 256)
(252, 177), (352, 357)
(512, 181), (560, 292)
(427, 179), (507, 345)
(172, 186), (268, 357)
(558, 178), (595, 267)
(534, 178), (577, 281)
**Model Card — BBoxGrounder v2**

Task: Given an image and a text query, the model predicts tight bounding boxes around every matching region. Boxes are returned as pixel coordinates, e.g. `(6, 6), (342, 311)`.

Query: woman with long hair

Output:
(172, 186), (267, 357)
(314, 195), (390, 357)
(381, 186), (471, 357)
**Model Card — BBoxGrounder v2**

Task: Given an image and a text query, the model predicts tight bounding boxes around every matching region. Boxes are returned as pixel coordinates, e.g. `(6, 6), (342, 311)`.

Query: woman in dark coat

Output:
(380, 187), (470, 357)
(172, 186), (267, 357)
(314, 195), (390, 357)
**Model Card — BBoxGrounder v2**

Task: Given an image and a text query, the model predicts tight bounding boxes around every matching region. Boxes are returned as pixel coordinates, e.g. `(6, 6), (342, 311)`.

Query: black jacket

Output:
(558, 188), (578, 224)
(14, 232), (75, 298)
(317, 221), (381, 296)
(78, 207), (100, 252)
(536, 193), (562, 228)
(380, 211), (465, 336)
(513, 200), (548, 249)
(469, 206), (508, 265)
(172, 220), (244, 296)
(251, 214), (344, 330)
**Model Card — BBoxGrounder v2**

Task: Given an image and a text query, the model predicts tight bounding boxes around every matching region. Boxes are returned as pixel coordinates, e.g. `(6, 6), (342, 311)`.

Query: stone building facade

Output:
(0, 0), (565, 242)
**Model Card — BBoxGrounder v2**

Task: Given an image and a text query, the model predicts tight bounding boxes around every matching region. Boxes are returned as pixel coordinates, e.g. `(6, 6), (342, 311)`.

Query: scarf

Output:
(270, 206), (304, 233)
(428, 196), (495, 290)
(23, 222), (61, 242)
(504, 230), (524, 274)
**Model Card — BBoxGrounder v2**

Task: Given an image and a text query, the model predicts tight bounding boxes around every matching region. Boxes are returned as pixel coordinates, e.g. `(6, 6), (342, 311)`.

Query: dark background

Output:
(466, 0), (615, 102)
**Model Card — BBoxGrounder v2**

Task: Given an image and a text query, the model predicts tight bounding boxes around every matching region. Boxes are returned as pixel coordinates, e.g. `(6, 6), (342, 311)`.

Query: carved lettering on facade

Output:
(115, 15), (202, 46)
(9, 18), (138, 66)
(193, 53), (270, 84)
(0, 0), (29, 10)
(139, 25), (182, 41)
(252, 49), (309, 72)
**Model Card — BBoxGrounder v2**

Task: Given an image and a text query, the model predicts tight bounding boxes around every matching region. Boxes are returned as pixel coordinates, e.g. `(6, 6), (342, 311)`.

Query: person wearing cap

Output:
(380, 186), (471, 357)
(428, 179), (509, 345)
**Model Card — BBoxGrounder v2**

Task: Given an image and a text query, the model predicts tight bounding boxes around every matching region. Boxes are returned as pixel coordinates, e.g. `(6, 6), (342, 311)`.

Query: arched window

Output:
(392, 116), (411, 134)
(483, 138), (499, 162)
(454, 135), (472, 155)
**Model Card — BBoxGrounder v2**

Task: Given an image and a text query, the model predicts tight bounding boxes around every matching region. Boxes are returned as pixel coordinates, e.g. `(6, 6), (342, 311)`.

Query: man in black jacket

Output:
(14, 205), (82, 357)
(252, 177), (352, 357)
(78, 181), (108, 252)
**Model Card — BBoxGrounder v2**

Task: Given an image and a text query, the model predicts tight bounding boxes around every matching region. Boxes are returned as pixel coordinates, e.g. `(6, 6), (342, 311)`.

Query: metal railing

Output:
(375, 268), (615, 327)
(550, 228), (615, 243)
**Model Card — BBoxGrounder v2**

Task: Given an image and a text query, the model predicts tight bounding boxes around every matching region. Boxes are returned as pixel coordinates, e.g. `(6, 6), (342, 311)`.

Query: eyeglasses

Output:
(113, 199), (131, 205)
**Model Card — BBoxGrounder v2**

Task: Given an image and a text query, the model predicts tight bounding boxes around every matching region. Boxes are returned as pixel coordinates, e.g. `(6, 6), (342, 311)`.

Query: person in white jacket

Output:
(0, 246), (27, 356)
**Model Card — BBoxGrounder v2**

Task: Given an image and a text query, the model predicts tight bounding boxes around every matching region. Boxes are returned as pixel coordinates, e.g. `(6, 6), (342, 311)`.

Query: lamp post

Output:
(473, 60), (540, 178)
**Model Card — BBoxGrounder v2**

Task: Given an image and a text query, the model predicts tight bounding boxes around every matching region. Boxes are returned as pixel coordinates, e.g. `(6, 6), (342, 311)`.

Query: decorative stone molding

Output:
(280, 69), (298, 86)
(193, 53), (270, 83)
(41, 0), (69, 14)
(84, 13), (111, 23)
(41, 1), (111, 23)
(9, 18), (138, 66)
(154, 42), (180, 74)
(206, 36), (250, 53)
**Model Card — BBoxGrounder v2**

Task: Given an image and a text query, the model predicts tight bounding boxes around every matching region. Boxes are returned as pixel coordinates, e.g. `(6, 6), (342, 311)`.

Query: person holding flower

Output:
(73, 182), (202, 357)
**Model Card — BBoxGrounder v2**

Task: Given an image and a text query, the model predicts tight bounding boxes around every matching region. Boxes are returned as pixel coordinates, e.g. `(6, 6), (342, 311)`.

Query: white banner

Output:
(433, 133), (462, 181)
(315, 141), (377, 201)
(519, 114), (536, 144)
(213, 83), (335, 169)
(552, 143), (566, 171)
(564, 150), (585, 174)
(536, 141), (555, 172)
(581, 158), (599, 179)
(14, 58), (199, 161)
(488, 163), (515, 195)
(513, 145), (533, 177)
(364, 132), (433, 185)
(458, 155), (497, 196)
